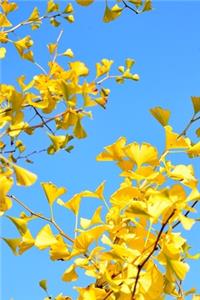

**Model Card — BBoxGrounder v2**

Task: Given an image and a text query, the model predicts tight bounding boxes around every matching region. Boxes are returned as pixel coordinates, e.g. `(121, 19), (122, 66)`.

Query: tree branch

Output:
(179, 112), (200, 137)
(122, 0), (139, 14)
(131, 209), (175, 299)
(9, 194), (74, 243)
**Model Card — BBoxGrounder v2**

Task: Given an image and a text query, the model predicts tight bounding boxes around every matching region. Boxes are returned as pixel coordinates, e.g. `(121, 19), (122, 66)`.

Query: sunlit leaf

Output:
(62, 264), (78, 282)
(35, 224), (57, 250)
(191, 96), (200, 114)
(150, 106), (171, 126)
(41, 182), (67, 206)
(13, 164), (37, 186)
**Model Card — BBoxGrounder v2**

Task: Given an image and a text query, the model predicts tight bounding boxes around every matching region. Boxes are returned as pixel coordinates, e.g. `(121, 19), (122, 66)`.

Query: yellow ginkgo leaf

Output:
(80, 181), (105, 200)
(62, 48), (74, 58)
(76, 285), (107, 300)
(7, 216), (27, 235)
(0, 47), (6, 59)
(0, 13), (12, 27)
(13, 164), (37, 186)
(69, 61), (89, 77)
(111, 186), (141, 208)
(35, 224), (57, 250)
(165, 125), (191, 150)
(58, 194), (81, 215)
(169, 164), (197, 188)
(179, 214), (195, 230)
(191, 96), (200, 114)
(55, 294), (72, 300)
(96, 137), (126, 161)
(41, 182), (67, 206)
(187, 141), (200, 158)
(62, 264), (78, 282)
(47, 0), (59, 12)
(74, 119), (87, 139)
(76, 0), (93, 6)
(2, 238), (21, 255)
(80, 206), (103, 229)
(170, 260), (189, 280)
(124, 142), (159, 167)
(0, 176), (13, 213)
(19, 229), (35, 254)
(50, 235), (70, 261)
(28, 7), (40, 21)
(150, 106), (171, 126)
(96, 59), (114, 78)
(103, 4), (122, 23)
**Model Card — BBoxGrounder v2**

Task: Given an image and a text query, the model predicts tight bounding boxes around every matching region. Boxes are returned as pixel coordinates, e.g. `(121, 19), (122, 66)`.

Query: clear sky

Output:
(1, 1), (200, 299)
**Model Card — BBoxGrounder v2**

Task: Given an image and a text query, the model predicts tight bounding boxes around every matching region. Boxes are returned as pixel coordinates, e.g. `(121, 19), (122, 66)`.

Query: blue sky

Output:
(1, 1), (200, 299)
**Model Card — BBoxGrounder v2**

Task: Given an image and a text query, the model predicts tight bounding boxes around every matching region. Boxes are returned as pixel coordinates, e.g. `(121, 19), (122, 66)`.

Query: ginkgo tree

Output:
(1, 1), (200, 300)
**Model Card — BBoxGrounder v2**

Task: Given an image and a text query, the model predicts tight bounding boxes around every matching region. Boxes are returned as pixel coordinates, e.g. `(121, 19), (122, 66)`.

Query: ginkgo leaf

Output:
(0, 47), (6, 59)
(125, 200), (151, 217)
(62, 48), (74, 58)
(62, 264), (78, 282)
(2, 238), (21, 255)
(13, 164), (37, 186)
(80, 181), (105, 200)
(41, 182), (67, 206)
(58, 194), (81, 215)
(55, 294), (72, 300)
(165, 125), (191, 150)
(142, 0), (152, 12)
(150, 106), (171, 126)
(35, 224), (57, 250)
(76, 285), (107, 300)
(80, 206), (103, 229)
(96, 137), (126, 161)
(39, 279), (48, 292)
(169, 164), (197, 188)
(7, 216), (27, 235)
(28, 7), (40, 21)
(179, 215), (195, 230)
(64, 15), (74, 23)
(111, 186), (141, 208)
(124, 142), (159, 167)
(96, 59), (114, 78)
(103, 4), (122, 23)
(76, 0), (93, 6)
(47, 0), (59, 12)
(0, 176), (13, 213)
(74, 119), (87, 139)
(191, 96), (200, 114)
(69, 61), (89, 76)
(63, 3), (74, 13)
(0, 13), (12, 27)
(170, 260), (189, 280)
(19, 229), (35, 254)
(50, 235), (70, 261)
(187, 141), (200, 158)
(47, 43), (57, 54)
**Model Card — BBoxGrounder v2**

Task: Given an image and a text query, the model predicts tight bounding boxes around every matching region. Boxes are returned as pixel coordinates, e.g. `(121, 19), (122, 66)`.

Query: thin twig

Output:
(52, 29), (64, 64)
(33, 107), (55, 134)
(172, 200), (199, 229)
(34, 62), (47, 74)
(122, 0), (139, 14)
(9, 194), (74, 243)
(179, 113), (200, 137)
(131, 209), (175, 299)
(4, 13), (62, 34)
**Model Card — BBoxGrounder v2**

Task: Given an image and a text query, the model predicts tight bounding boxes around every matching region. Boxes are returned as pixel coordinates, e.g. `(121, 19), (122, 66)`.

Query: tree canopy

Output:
(1, 1), (200, 300)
